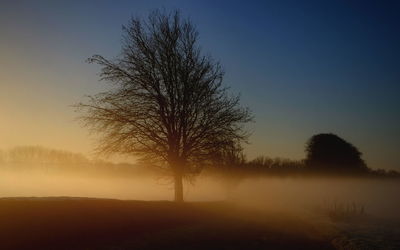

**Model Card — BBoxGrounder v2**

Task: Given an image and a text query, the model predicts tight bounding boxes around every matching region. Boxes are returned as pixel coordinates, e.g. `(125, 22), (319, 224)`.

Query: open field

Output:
(0, 197), (336, 250)
(0, 171), (399, 249)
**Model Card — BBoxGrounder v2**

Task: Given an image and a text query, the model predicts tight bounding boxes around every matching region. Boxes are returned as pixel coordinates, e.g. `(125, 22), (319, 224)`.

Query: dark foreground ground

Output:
(0, 197), (336, 250)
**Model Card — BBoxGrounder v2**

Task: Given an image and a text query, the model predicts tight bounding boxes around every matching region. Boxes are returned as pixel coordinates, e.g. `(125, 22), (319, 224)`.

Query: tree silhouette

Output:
(305, 133), (368, 173)
(75, 10), (252, 202)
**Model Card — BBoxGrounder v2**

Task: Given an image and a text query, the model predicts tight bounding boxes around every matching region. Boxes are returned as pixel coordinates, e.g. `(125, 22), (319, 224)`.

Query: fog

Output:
(0, 168), (399, 220)
(234, 177), (400, 219)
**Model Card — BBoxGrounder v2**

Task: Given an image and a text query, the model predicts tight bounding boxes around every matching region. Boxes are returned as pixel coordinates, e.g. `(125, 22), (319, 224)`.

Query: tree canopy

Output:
(305, 133), (368, 173)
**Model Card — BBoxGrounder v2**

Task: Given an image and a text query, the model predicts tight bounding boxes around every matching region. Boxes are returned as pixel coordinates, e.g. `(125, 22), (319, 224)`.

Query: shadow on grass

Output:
(0, 197), (334, 250)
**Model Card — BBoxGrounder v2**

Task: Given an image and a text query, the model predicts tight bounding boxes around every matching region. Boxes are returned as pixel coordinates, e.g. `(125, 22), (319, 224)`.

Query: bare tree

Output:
(75, 9), (252, 202)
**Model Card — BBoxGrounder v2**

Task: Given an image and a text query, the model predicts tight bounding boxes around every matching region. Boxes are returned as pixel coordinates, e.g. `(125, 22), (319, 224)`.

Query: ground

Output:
(0, 197), (335, 250)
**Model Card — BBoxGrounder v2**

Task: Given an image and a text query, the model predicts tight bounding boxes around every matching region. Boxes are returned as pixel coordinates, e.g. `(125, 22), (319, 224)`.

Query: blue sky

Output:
(0, 0), (399, 169)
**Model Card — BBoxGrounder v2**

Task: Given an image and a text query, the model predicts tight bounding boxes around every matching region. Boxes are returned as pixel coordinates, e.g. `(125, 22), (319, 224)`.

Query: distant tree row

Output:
(0, 146), (89, 164)
(1, 134), (398, 179)
(0, 146), (157, 177)
(209, 133), (399, 179)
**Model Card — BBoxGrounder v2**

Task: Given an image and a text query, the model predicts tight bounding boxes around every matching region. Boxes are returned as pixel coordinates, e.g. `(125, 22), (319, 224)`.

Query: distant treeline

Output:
(210, 156), (400, 178)
(0, 146), (156, 177)
(0, 143), (399, 179)
(207, 133), (400, 179)
(0, 146), (89, 165)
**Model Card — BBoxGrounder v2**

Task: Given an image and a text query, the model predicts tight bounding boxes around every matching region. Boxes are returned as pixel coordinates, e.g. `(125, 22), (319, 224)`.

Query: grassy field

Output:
(0, 197), (335, 250)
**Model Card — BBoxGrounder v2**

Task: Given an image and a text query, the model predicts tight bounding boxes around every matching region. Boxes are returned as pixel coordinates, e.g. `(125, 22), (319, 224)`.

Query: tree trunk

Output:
(174, 173), (184, 202)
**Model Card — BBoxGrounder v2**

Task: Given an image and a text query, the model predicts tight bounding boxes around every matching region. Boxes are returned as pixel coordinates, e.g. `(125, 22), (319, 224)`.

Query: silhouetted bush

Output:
(305, 133), (368, 174)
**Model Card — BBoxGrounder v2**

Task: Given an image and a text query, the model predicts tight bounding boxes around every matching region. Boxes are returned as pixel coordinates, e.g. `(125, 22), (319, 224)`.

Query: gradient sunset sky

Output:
(0, 0), (399, 170)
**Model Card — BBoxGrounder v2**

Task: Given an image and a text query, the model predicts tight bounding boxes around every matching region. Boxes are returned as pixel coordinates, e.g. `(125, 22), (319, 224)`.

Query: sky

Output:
(0, 0), (399, 170)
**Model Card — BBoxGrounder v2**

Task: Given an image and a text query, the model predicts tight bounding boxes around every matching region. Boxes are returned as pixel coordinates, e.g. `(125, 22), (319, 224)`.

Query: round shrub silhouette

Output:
(305, 133), (368, 173)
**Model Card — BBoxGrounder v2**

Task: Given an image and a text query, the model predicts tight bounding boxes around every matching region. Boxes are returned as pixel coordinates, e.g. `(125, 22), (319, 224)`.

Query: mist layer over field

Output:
(0, 168), (398, 220)
(236, 177), (400, 219)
